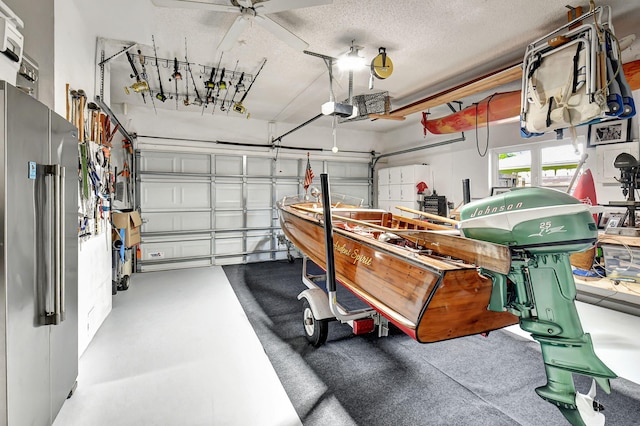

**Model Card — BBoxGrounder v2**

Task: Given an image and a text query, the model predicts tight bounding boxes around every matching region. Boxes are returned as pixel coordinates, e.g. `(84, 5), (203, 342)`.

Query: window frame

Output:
(489, 136), (586, 188)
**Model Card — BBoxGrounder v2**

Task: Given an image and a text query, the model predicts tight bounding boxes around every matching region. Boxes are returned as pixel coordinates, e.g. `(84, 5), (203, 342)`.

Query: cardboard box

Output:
(112, 211), (142, 247)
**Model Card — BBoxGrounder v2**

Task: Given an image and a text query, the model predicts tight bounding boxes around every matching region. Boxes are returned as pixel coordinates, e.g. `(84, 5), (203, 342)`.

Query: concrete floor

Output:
(53, 266), (301, 426)
(53, 266), (640, 425)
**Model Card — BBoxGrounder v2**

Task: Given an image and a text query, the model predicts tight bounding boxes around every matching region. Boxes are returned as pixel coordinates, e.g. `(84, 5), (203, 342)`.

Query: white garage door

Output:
(136, 150), (371, 271)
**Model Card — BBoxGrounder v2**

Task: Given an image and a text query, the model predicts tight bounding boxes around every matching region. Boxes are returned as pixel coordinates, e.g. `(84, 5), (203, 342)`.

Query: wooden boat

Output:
(277, 195), (518, 343)
(279, 182), (619, 425)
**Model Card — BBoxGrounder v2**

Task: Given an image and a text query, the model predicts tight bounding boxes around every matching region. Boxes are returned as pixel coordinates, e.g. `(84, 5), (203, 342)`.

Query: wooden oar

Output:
(290, 205), (511, 275)
(394, 206), (460, 226)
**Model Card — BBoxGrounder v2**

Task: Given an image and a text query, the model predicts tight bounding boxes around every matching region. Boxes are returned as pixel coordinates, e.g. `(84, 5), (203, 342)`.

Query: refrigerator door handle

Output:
(57, 164), (66, 322)
(44, 164), (65, 325)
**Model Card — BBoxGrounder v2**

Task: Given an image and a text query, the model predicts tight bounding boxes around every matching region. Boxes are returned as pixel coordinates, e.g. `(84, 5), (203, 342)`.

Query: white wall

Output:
(4, 0), (54, 108)
(380, 90), (640, 209)
(52, 0), (154, 356)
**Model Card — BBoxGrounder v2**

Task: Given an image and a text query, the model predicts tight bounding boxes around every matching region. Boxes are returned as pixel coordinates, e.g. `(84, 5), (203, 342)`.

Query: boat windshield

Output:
(279, 192), (365, 208)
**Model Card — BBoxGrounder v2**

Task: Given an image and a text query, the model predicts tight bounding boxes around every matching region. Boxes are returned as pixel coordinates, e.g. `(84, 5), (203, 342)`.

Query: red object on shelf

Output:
(572, 169), (598, 222)
(416, 181), (429, 193)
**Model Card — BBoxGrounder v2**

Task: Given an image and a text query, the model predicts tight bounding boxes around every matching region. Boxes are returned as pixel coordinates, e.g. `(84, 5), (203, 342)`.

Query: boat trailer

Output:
(297, 174), (389, 346)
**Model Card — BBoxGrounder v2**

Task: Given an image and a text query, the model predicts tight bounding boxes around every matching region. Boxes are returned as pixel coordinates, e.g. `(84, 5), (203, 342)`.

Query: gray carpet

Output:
(224, 259), (640, 425)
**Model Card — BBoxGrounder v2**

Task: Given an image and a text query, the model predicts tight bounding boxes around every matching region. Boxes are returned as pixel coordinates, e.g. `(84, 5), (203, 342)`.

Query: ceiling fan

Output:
(152, 0), (332, 51)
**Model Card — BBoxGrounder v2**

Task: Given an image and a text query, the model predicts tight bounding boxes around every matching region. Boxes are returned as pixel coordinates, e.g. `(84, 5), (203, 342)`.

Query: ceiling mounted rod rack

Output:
(135, 55), (253, 84)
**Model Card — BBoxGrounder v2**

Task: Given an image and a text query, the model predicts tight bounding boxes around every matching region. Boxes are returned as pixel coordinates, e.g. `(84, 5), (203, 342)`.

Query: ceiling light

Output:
(337, 44), (366, 71)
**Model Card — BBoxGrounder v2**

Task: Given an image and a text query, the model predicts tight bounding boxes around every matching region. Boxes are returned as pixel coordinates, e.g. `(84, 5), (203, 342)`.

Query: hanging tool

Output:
(227, 71), (244, 115)
(138, 49), (157, 114)
(169, 57), (182, 109)
(152, 35), (167, 102)
(369, 47), (393, 89)
(220, 60), (238, 112)
(124, 51), (149, 102)
(233, 58), (267, 115)
(77, 89), (87, 142)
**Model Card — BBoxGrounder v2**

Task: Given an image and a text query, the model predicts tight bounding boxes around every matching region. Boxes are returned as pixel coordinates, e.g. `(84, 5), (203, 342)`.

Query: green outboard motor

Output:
(460, 187), (616, 426)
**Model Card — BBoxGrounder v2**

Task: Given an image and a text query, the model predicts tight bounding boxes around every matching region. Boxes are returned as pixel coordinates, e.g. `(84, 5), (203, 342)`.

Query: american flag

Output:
(303, 156), (314, 192)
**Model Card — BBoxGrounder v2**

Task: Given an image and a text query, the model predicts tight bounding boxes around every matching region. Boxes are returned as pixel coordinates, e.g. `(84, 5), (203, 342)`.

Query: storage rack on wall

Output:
(67, 86), (114, 240)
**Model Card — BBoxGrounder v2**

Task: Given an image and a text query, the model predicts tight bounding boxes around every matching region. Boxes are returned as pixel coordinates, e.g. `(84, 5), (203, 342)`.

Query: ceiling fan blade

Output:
(253, 15), (308, 51)
(151, 0), (238, 13)
(257, 0), (332, 14)
(218, 15), (250, 51)
(236, 0), (253, 8)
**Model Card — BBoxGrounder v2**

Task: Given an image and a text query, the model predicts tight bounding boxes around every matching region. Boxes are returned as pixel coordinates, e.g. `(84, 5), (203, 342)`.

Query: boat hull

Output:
(278, 205), (518, 343)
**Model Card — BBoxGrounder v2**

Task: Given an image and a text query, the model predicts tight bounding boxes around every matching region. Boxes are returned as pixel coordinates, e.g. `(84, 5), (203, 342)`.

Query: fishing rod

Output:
(124, 51), (148, 103)
(202, 52), (223, 114)
(227, 71), (244, 115)
(211, 67), (225, 115)
(137, 49), (157, 114)
(187, 61), (202, 106)
(170, 57), (182, 109)
(184, 38), (200, 106)
(233, 58), (267, 115)
(152, 35), (167, 102)
(220, 60), (238, 112)
(183, 57), (190, 106)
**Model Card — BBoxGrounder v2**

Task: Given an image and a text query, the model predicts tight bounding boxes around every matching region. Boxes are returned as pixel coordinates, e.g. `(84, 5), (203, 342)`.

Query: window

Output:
(491, 138), (585, 192)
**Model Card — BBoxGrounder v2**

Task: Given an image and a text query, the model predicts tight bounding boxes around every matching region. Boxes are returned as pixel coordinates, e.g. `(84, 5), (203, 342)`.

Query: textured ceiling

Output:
(107, 0), (640, 133)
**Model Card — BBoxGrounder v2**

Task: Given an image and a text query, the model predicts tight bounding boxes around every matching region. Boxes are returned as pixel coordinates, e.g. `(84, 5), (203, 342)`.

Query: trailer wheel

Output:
(302, 299), (328, 347)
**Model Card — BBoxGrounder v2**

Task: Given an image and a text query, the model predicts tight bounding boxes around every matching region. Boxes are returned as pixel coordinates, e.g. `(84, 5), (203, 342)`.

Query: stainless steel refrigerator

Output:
(0, 81), (78, 425)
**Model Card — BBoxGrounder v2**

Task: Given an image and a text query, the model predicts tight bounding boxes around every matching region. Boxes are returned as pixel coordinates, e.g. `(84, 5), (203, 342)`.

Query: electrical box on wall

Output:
(0, 1), (23, 85)
(16, 53), (37, 98)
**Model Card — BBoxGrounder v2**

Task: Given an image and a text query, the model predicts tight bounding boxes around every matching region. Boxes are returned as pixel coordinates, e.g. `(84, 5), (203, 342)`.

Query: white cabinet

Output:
(377, 165), (432, 214)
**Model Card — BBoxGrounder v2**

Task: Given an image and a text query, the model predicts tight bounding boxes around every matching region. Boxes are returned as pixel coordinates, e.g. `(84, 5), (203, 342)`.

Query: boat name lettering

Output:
(334, 242), (351, 256)
(351, 249), (373, 266)
(469, 201), (523, 217)
(333, 243), (372, 266)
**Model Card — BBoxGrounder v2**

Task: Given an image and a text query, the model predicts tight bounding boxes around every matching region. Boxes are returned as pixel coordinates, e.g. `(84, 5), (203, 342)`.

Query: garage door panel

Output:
(141, 181), (211, 209)
(246, 183), (272, 208)
(215, 211), (243, 229)
(247, 157), (271, 175)
(327, 161), (369, 178)
(141, 238), (211, 261)
(140, 259), (212, 272)
(216, 155), (242, 174)
(140, 152), (211, 173)
(215, 238), (242, 256)
(143, 211), (211, 233)
(275, 183), (299, 200)
(247, 210), (271, 228)
(274, 159), (298, 176)
(215, 182), (243, 209)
